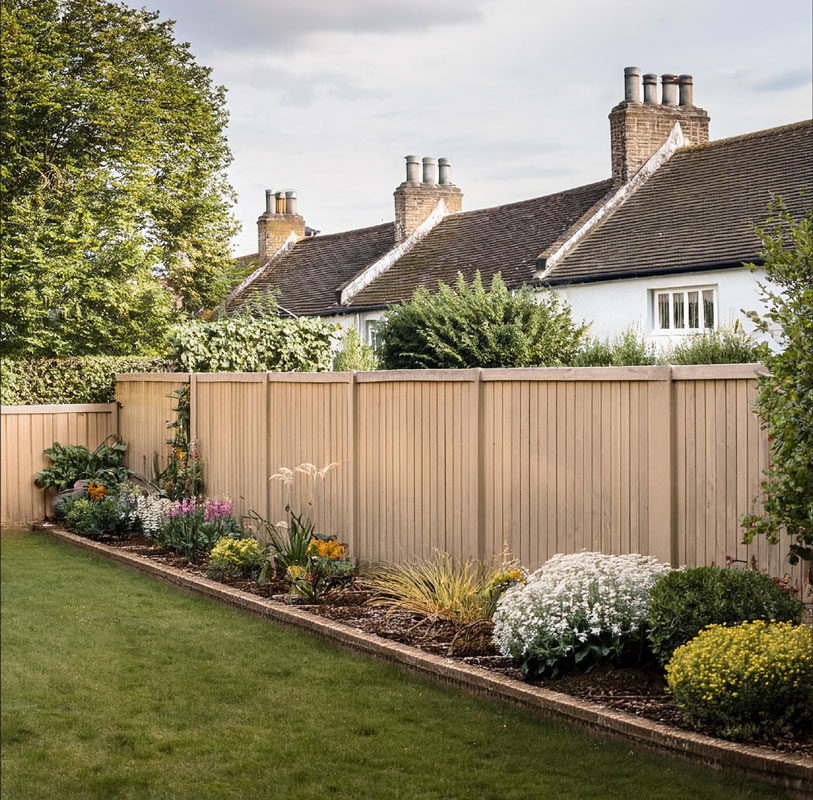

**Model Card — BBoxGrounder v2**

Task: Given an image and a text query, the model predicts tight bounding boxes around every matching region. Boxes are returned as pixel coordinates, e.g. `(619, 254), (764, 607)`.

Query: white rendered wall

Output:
(549, 267), (771, 346)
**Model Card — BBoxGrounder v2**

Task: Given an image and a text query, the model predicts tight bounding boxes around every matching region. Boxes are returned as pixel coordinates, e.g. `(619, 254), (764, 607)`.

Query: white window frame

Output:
(651, 284), (718, 334)
(365, 320), (382, 352)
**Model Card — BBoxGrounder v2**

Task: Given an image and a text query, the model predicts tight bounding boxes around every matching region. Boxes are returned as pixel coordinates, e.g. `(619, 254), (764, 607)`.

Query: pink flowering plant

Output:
(155, 496), (243, 561)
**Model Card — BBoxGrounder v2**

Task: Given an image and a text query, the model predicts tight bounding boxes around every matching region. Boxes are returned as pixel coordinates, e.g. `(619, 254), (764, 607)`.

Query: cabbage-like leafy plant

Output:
(34, 435), (130, 492)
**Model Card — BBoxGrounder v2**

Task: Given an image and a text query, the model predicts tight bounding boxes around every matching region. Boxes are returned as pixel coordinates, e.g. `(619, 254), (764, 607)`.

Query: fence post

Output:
(473, 368), (485, 562)
(348, 371), (358, 558)
(189, 373), (198, 444)
(647, 367), (676, 565)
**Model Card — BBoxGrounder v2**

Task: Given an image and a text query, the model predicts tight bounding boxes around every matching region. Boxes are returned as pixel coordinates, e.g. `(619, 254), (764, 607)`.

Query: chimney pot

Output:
(623, 66), (641, 102)
(422, 157), (438, 185)
(405, 154), (421, 184)
(285, 190), (298, 216)
(438, 157), (452, 185)
(661, 74), (679, 106)
(678, 74), (694, 106)
(643, 73), (658, 104)
(265, 189), (274, 215)
(275, 190), (286, 214)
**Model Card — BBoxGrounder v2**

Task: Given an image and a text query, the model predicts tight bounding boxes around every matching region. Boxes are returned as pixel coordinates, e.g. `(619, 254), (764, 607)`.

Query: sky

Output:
(147, 0), (812, 256)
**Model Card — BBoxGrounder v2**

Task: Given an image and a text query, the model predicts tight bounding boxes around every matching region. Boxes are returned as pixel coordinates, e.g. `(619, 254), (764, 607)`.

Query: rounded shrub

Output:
(207, 536), (267, 580)
(492, 552), (671, 679)
(647, 566), (802, 665)
(665, 621), (813, 739)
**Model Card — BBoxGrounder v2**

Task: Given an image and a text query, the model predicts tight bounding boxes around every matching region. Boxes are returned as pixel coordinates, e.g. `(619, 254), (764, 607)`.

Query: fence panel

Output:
(109, 365), (804, 595)
(116, 374), (189, 479)
(1, 403), (117, 524)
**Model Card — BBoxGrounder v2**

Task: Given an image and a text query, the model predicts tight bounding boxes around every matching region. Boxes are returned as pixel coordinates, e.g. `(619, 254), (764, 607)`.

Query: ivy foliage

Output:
(167, 315), (338, 373)
(0, 356), (168, 405)
(378, 273), (586, 369)
(0, 0), (238, 356)
(741, 199), (813, 564)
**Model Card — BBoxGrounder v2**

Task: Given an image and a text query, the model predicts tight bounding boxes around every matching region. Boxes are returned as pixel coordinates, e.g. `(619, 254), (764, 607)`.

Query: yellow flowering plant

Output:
(665, 620), (813, 739)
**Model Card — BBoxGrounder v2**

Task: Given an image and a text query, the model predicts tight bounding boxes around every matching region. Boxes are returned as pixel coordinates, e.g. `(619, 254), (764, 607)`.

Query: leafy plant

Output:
(665, 621), (813, 739)
(647, 566), (802, 665)
(152, 387), (205, 500)
(574, 325), (660, 366)
(492, 552), (671, 679)
(741, 198), (813, 564)
(207, 536), (268, 580)
(665, 323), (768, 365)
(249, 507), (314, 573)
(64, 495), (129, 540)
(366, 550), (520, 626)
(0, 356), (168, 405)
(34, 436), (130, 492)
(332, 326), (378, 371)
(378, 273), (586, 369)
(167, 315), (337, 373)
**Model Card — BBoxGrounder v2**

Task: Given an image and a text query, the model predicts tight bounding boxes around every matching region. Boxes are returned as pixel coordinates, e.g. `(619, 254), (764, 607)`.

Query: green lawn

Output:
(1, 532), (782, 800)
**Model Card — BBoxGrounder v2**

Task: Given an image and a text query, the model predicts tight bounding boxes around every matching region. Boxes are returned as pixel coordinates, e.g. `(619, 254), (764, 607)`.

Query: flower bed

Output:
(35, 434), (811, 762)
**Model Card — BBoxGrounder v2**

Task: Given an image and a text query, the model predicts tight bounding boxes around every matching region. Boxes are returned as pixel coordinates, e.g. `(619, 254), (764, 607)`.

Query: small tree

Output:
(378, 273), (585, 370)
(332, 327), (378, 372)
(741, 198), (813, 565)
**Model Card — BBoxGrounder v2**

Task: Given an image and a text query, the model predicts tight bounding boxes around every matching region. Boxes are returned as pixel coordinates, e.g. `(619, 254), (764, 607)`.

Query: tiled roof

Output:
(346, 180), (613, 307)
(540, 121), (813, 285)
(226, 223), (395, 316)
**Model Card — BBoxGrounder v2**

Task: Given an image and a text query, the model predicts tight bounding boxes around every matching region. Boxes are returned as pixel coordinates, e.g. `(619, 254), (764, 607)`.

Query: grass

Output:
(1, 531), (783, 800)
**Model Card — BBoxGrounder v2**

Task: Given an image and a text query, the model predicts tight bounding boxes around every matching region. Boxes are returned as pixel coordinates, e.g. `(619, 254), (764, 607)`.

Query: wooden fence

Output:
(1, 403), (118, 525)
(116, 366), (803, 590)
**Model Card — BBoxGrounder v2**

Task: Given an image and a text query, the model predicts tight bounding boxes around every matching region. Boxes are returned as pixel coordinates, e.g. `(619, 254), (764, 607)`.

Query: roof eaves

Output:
(536, 122), (687, 280)
(535, 259), (761, 287)
(339, 200), (447, 305)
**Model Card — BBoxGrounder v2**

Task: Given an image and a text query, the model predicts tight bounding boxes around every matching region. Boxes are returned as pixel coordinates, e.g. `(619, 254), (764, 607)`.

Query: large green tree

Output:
(0, 0), (238, 356)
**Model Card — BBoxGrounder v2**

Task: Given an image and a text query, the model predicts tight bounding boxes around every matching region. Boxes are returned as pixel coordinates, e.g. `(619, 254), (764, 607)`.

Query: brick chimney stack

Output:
(393, 155), (463, 245)
(257, 188), (306, 263)
(609, 67), (710, 185)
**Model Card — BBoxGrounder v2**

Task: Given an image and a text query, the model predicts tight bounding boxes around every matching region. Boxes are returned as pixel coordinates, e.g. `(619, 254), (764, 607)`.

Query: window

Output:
(653, 286), (717, 332)
(365, 320), (382, 352)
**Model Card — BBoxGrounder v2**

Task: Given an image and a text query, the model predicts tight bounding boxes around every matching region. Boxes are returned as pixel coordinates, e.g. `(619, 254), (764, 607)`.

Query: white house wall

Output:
(548, 266), (772, 347)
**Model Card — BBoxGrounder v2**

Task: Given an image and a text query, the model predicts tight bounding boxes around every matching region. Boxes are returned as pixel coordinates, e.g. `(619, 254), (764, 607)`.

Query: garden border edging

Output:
(34, 524), (812, 798)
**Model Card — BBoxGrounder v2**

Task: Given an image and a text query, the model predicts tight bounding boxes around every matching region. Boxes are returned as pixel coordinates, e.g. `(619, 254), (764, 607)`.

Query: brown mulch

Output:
(94, 533), (813, 758)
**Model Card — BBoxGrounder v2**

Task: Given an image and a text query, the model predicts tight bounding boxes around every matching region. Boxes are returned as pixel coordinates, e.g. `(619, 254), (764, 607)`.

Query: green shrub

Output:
(0, 356), (168, 405)
(574, 325), (660, 366)
(332, 327), (378, 371)
(647, 566), (802, 665)
(167, 315), (336, 373)
(367, 550), (522, 625)
(665, 324), (768, 365)
(207, 536), (267, 580)
(64, 495), (129, 540)
(378, 273), (586, 369)
(34, 436), (131, 492)
(742, 199), (813, 564)
(665, 621), (813, 739)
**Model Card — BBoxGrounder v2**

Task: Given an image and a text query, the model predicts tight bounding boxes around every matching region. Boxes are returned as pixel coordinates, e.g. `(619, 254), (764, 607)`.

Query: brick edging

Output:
(34, 525), (812, 797)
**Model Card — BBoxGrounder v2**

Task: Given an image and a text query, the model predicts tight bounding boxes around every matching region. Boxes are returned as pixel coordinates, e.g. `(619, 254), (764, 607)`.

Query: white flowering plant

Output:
(133, 492), (172, 536)
(492, 552), (671, 679)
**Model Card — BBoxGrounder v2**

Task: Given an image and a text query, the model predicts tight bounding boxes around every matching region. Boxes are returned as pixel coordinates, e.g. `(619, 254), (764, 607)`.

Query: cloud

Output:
(155, 0), (488, 54)
(747, 68), (812, 93)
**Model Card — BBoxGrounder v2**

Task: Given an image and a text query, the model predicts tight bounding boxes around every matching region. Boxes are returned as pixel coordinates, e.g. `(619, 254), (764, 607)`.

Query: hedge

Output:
(0, 356), (170, 405)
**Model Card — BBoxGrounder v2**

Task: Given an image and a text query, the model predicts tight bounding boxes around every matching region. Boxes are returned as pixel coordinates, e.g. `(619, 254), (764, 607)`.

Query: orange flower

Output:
(88, 481), (108, 502)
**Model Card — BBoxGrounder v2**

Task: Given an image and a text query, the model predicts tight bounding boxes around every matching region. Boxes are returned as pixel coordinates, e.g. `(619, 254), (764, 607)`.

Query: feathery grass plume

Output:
(366, 549), (521, 625)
